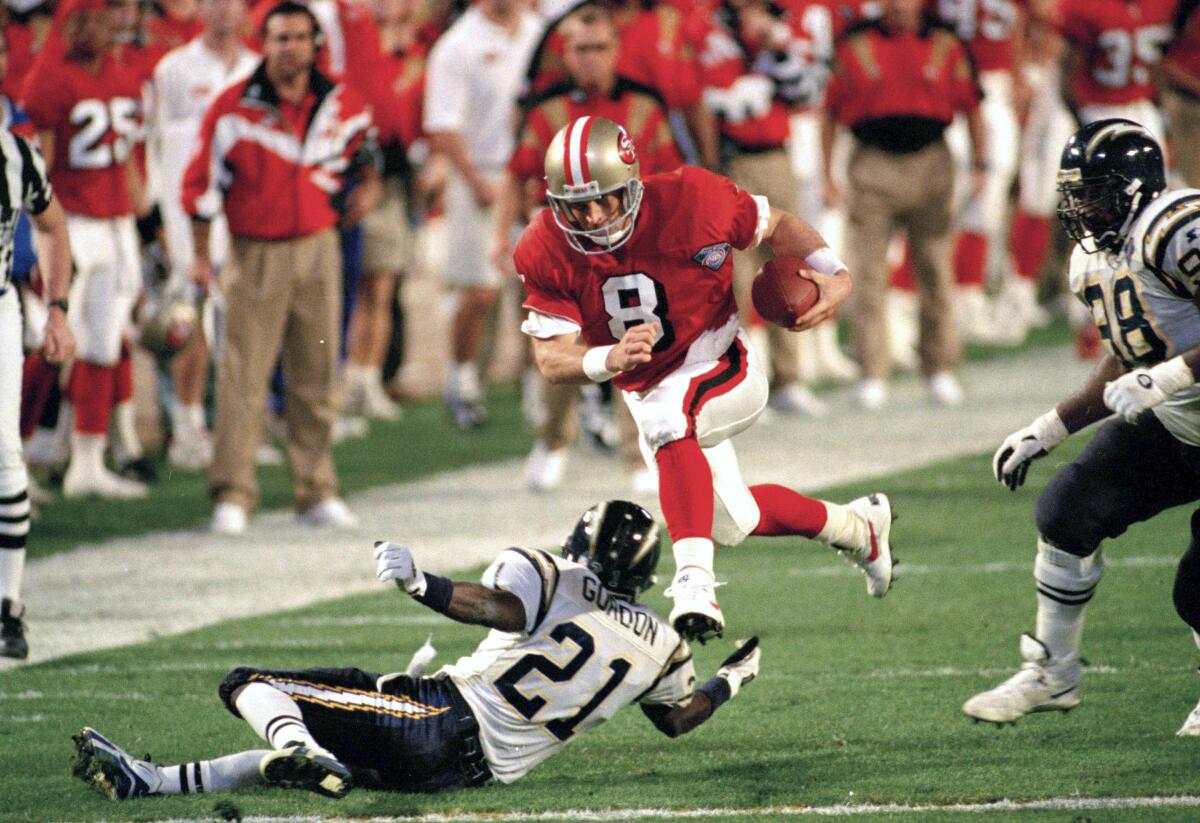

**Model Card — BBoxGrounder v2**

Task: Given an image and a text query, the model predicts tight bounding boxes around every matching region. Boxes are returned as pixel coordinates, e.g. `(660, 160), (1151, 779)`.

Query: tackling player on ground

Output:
(963, 119), (1200, 733)
(515, 115), (895, 643)
(72, 501), (761, 799)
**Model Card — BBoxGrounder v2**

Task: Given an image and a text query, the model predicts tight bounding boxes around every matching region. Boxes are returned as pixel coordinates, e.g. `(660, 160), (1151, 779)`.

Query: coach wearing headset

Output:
(182, 0), (380, 535)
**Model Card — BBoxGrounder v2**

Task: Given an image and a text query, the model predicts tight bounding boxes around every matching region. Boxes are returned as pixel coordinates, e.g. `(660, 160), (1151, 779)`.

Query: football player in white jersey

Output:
(962, 119), (1200, 733)
(71, 501), (761, 800)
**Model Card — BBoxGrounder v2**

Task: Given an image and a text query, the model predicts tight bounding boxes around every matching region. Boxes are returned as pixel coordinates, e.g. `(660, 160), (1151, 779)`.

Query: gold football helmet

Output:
(544, 116), (643, 254)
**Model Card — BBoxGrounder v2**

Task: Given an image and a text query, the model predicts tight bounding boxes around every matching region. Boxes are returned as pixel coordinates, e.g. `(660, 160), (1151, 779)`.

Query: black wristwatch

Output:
(48, 298), (69, 314)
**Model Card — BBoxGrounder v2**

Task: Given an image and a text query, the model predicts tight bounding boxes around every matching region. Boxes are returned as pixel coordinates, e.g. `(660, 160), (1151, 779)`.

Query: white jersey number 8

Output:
(601, 272), (676, 351)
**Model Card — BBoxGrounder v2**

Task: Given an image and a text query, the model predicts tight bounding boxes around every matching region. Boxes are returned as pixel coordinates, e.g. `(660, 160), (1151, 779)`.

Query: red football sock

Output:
(69, 360), (115, 435)
(655, 438), (714, 542)
(1010, 210), (1052, 281)
(953, 231), (988, 287)
(749, 484), (828, 537)
(114, 345), (134, 403)
(889, 243), (916, 291)
(20, 352), (58, 439)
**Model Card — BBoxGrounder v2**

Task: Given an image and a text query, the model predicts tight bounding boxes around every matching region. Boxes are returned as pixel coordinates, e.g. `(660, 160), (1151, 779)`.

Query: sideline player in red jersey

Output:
(21, 0), (149, 499)
(515, 115), (896, 641)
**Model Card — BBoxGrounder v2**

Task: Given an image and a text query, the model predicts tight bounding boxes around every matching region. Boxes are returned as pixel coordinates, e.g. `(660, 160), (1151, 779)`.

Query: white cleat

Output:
(768, 383), (828, 417)
(525, 441), (568, 492)
(63, 466), (148, 500)
(298, 497), (359, 529)
(841, 493), (895, 597)
(962, 633), (1082, 726)
(665, 569), (725, 643)
(361, 382), (402, 422)
(168, 432), (213, 471)
(1178, 691), (1200, 736)
(260, 745), (352, 799)
(211, 501), (248, 535)
(854, 378), (888, 411)
(927, 371), (964, 407)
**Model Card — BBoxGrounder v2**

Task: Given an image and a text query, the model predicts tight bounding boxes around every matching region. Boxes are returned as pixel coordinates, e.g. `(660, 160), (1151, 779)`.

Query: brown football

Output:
(751, 256), (820, 328)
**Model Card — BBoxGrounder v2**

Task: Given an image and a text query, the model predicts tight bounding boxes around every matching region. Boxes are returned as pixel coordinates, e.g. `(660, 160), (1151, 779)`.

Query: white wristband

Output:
(1031, 409), (1070, 449)
(804, 247), (847, 276)
(1149, 355), (1197, 397)
(582, 345), (618, 383)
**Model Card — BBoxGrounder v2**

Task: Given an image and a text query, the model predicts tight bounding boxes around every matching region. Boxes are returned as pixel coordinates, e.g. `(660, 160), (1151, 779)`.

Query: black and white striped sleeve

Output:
(4, 131), (52, 216)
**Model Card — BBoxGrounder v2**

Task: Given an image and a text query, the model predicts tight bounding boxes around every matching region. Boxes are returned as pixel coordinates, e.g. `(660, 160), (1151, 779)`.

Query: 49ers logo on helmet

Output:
(617, 128), (637, 166)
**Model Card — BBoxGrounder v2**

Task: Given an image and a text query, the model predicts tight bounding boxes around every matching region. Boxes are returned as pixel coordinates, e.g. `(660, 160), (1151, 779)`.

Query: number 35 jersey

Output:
(440, 548), (696, 783)
(1069, 188), (1200, 445)
(515, 165), (770, 392)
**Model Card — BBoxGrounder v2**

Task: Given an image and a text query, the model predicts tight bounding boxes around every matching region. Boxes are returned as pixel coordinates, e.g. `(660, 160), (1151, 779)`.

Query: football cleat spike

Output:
(665, 571), (725, 644)
(260, 745), (352, 799)
(71, 727), (158, 800)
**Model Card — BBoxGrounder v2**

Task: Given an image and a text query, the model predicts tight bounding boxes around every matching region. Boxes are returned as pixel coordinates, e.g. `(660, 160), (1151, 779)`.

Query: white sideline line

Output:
(131, 795), (1200, 823)
(788, 553), (1178, 580)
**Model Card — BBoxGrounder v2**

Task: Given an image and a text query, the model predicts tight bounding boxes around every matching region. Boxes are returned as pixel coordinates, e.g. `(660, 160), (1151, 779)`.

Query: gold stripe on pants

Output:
(209, 228), (342, 511)
(845, 139), (960, 378)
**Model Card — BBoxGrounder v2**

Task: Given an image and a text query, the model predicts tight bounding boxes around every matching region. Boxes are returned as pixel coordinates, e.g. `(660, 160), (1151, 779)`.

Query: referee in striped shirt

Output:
(0, 126), (76, 660)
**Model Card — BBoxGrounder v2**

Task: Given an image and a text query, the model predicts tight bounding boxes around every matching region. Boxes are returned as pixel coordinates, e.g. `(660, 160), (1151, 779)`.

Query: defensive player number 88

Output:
(601, 273), (676, 352)
(495, 621), (633, 742)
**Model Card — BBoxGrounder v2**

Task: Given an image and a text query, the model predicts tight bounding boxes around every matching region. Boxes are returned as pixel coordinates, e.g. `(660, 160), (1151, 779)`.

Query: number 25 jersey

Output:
(441, 549), (696, 783)
(1069, 188), (1200, 445)
(515, 165), (770, 392)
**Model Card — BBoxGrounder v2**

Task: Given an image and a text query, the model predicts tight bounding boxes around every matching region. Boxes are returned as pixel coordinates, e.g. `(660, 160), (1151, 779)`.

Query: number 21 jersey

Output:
(441, 548), (696, 783)
(515, 165), (770, 392)
(1069, 188), (1200, 445)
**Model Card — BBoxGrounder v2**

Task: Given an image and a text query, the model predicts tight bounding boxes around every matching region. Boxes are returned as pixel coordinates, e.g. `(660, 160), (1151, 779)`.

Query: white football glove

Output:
(716, 636), (761, 698)
(992, 410), (1069, 491)
(1103, 357), (1195, 424)
(374, 541), (427, 596)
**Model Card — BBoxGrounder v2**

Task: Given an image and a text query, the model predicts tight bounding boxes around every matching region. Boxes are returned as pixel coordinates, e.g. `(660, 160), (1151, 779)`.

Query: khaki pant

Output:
(728, 148), (801, 387)
(1166, 89), (1200, 188)
(845, 140), (960, 378)
(210, 229), (342, 511)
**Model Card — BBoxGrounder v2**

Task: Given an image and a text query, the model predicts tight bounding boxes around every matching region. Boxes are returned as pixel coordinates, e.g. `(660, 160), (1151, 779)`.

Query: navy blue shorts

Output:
(219, 666), (491, 793)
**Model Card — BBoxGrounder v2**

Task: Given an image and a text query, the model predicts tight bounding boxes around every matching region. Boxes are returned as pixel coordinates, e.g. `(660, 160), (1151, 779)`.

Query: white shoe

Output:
(333, 416), (369, 443)
(841, 493), (895, 597)
(629, 467), (658, 497)
(256, 440), (284, 466)
(1178, 693), (1200, 736)
(928, 371), (964, 407)
(854, 378), (888, 410)
(962, 633), (1083, 725)
(665, 569), (725, 643)
(168, 431), (212, 471)
(63, 465), (148, 500)
(211, 502), (247, 535)
(361, 381), (401, 422)
(260, 744), (352, 799)
(298, 497), (359, 529)
(769, 383), (828, 417)
(525, 441), (568, 492)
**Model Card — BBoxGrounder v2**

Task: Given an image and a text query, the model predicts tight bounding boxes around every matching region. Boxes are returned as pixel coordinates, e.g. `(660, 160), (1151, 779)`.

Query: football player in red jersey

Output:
(21, 0), (150, 499)
(515, 116), (896, 641)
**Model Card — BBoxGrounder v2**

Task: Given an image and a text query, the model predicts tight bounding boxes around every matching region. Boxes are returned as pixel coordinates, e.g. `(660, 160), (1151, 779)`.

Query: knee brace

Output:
(1035, 538), (1104, 608)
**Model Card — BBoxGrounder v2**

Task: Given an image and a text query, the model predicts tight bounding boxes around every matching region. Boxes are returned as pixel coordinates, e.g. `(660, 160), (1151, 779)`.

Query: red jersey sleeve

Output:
(515, 217), (585, 326)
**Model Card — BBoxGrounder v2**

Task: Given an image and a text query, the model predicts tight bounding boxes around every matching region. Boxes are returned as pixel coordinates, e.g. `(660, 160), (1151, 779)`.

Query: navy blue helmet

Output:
(563, 500), (660, 600)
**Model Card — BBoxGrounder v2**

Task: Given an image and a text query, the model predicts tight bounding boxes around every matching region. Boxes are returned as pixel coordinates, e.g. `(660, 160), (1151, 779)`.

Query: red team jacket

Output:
(515, 166), (765, 393)
(181, 63), (375, 241)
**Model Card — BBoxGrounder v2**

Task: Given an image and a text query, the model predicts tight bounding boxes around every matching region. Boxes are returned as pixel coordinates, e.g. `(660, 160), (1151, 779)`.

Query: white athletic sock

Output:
(0, 548), (26, 602)
(187, 404), (207, 433)
(68, 432), (107, 476)
(111, 401), (143, 462)
(816, 501), (865, 551)
(171, 402), (205, 436)
(449, 362), (482, 402)
(672, 537), (714, 582)
(235, 682), (324, 752)
(1034, 539), (1104, 660)
(155, 750), (267, 794)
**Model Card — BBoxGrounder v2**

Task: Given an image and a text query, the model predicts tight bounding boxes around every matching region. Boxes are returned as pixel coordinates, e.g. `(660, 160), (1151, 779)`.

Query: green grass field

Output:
(5, 430), (1200, 822)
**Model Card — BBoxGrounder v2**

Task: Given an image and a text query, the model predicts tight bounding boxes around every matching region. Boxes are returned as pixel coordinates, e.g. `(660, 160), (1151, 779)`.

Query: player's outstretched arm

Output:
(993, 353), (1125, 490)
(374, 541), (526, 632)
(641, 637), (760, 738)
(532, 325), (659, 384)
